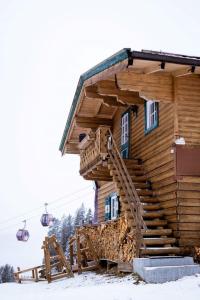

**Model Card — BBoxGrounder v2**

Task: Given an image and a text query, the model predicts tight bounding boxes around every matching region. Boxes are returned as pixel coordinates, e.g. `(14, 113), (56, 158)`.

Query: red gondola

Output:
(16, 220), (30, 242)
(40, 203), (54, 227)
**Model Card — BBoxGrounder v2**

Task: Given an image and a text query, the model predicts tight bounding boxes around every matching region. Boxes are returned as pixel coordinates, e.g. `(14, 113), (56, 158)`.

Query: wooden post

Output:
(76, 233), (82, 274)
(32, 269), (35, 279)
(70, 244), (74, 266)
(17, 267), (21, 283)
(34, 268), (39, 282)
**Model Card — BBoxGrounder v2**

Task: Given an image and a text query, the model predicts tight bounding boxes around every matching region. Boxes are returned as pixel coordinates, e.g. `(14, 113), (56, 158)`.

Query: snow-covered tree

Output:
(85, 208), (93, 224)
(48, 218), (62, 243)
(0, 264), (15, 283)
(74, 203), (85, 226)
(60, 214), (74, 253)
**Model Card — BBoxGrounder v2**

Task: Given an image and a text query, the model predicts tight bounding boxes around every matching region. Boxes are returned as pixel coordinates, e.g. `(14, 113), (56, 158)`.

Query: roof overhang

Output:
(59, 48), (200, 154)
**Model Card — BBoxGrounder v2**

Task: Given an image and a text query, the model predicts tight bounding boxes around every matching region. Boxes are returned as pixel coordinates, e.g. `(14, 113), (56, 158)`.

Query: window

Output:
(105, 193), (120, 221)
(121, 112), (129, 145)
(121, 111), (130, 159)
(145, 100), (159, 133)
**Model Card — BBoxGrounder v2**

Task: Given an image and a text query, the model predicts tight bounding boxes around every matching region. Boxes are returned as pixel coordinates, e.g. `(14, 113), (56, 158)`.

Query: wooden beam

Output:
(143, 62), (165, 74)
(173, 66), (196, 77)
(84, 86), (126, 107)
(96, 80), (144, 105)
(116, 71), (173, 102)
(75, 116), (113, 129)
(85, 81), (144, 106)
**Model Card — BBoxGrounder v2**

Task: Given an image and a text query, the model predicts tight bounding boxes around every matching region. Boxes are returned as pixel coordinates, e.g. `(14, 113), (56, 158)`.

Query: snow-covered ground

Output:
(1, 272), (200, 300)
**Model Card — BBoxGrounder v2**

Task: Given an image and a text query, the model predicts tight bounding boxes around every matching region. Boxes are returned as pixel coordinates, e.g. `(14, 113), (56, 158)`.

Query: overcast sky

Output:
(0, 0), (200, 268)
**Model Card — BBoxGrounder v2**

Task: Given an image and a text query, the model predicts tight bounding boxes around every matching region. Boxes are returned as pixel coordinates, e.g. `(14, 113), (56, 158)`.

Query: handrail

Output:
(107, 129), (146, 257)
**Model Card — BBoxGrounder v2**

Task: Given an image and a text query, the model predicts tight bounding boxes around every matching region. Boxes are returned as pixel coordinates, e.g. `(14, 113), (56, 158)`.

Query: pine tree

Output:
(0, 264), (15, 283)
(74, 203), (85, 226)
(85, 208), (93, 224)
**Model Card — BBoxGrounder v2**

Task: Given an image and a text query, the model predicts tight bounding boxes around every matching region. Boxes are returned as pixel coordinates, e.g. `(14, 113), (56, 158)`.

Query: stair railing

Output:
(107, 129), (146, 257)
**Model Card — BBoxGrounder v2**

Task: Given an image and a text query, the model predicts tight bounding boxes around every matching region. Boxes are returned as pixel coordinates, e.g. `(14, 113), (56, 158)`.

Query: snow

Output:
(1, 272), (200, 300)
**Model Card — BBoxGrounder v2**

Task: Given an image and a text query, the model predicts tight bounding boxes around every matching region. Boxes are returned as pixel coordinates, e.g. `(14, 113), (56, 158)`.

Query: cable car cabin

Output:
(40, 213), (54, 227)
(16, 229), (30, 242)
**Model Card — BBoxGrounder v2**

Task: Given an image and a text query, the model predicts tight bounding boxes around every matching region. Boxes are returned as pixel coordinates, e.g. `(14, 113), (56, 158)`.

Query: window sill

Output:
(145, 123), (158, 135)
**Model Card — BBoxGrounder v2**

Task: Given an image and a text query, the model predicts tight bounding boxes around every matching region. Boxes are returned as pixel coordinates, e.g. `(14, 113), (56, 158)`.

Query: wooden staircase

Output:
(107, 131), (180, 257)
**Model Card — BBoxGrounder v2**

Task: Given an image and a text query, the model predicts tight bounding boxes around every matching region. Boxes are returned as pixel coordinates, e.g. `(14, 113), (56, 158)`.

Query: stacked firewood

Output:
(75, 216), (136, 262)
(194, 246), (200, 263)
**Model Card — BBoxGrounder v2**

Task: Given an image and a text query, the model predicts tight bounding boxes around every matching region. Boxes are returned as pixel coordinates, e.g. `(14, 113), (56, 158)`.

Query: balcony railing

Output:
(79, 126), (110, 175)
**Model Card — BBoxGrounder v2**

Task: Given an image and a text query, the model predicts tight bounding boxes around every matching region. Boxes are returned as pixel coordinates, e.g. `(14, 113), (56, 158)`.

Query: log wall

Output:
(97, 181), (117, 223)
(175, 76), (200, 252)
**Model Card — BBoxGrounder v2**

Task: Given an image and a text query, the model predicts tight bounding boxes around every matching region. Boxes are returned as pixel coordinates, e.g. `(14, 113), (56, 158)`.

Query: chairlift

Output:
(40, 203), (54, 227)
(16, 220), (30, 242)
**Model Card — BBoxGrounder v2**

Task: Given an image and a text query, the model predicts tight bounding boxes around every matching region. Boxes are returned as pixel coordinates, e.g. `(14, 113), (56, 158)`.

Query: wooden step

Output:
(131, 175), (147, 182)
(129, 170), (145, 176)
(140, 197), (159, 203)
(123, 159), (141, 165)
(145, 220), (168, 227)
(140, 247), (180, 255)
(142, 204), (161, 210)
(137, 190), (153, 196)
(142, 237), (176, 245)
(142, 229), (172, 236)
(143, 211), (164, 219)
(134, 183), (150, 189)
(125, 164), (144, 170)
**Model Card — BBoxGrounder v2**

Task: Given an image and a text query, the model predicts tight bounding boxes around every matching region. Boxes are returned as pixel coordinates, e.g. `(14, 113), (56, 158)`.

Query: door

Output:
(121, 111), (130, 159)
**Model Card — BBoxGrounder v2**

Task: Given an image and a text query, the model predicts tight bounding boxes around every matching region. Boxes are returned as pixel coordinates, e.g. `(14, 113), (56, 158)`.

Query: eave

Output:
(60, 48), (200, 154)
(59, 48), (130, 153)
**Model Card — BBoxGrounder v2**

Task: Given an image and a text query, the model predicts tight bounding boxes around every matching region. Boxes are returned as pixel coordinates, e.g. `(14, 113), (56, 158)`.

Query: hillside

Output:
(0, 272), (200, 300)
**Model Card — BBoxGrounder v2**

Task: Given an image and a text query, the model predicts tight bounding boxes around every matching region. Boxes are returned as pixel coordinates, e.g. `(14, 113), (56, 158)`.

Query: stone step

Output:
(133, 257), (200, 283)
(140, 247), (180, 256)
(143, 265), (200, 283)
(142, 229), (172, 236)
(134, 256), (195, 268)
(142, 237), (176, 245)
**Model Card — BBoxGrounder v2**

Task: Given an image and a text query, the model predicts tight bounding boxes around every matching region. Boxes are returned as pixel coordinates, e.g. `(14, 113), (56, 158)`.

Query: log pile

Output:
(75, 216), (136, 262)
(194, 246), (200, 263)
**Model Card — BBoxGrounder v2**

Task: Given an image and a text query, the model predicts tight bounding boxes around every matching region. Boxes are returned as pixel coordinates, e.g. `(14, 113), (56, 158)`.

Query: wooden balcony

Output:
(79, 126), (112, 180)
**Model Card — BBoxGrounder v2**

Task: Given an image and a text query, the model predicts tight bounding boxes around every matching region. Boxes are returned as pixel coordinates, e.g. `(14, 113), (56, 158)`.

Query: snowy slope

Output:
(0, 272), (200, 300)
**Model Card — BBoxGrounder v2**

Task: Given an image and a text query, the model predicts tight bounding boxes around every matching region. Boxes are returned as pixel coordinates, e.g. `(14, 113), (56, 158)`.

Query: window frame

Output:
(144, 100), (159, 134)
(121, 109), (130, 159)
(104, 192), (120, 221)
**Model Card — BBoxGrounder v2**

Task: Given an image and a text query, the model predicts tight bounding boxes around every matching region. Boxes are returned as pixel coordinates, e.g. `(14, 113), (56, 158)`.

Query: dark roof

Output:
(130, 49), (200, 66)
(59, 48), (200, 153)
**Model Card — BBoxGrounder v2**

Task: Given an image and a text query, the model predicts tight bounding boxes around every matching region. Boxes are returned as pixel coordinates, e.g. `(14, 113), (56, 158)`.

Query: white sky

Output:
(0, 0), (200, 268)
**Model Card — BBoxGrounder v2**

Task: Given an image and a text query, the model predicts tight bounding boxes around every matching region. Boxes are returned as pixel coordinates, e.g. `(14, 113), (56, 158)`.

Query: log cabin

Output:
(59, 49), (200, 263)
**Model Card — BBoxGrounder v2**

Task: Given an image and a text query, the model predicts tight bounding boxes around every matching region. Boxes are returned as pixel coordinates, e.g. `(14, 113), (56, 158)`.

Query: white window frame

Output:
(146, 100), (158, 131)
(121, 112), (129, 145)
(110, 193), (119, 220)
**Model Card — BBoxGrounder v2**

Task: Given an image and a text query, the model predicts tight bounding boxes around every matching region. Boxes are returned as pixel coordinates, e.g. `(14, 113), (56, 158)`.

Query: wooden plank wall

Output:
(97, 181), (117, 223)
(175, 76), (200, 251)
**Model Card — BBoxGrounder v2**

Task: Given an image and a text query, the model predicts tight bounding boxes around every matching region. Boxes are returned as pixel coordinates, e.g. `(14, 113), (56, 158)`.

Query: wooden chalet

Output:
(60, 49), (200, 263)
